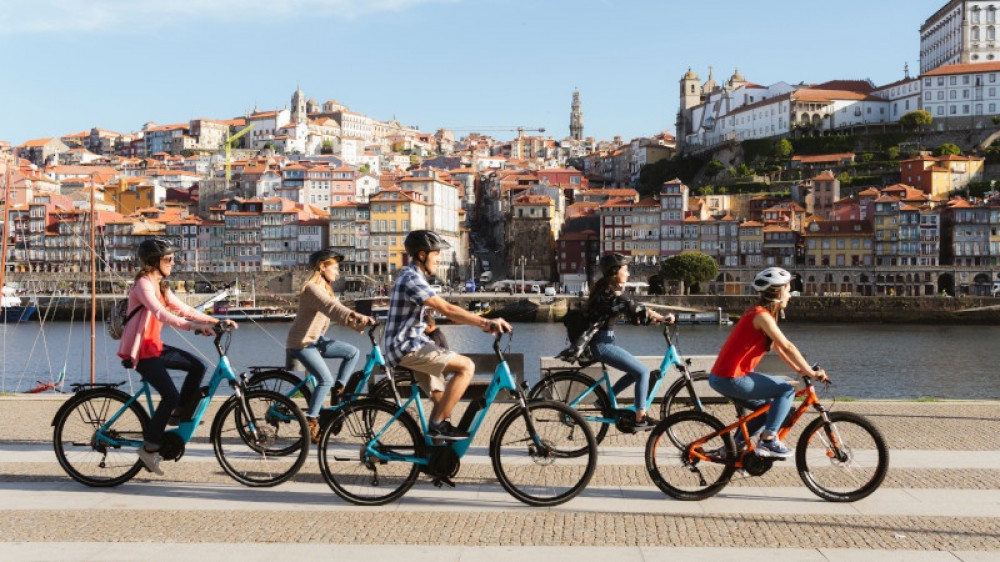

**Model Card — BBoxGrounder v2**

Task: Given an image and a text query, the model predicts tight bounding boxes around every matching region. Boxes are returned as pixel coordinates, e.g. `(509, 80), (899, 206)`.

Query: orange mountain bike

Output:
(644, 370), (889, 502)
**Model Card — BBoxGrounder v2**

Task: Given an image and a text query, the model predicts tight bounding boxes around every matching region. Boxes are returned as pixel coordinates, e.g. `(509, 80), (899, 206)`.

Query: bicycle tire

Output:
(248, 369), (312, 409)
(796, 411), (889, 502)
(369, 370), (417, 403)
(658, 371), (741, 447)
(211, 389), (309, 487)
(52, 388), (150, 487)
(527, 370), (611, 447)
(317, 398), (422, 506)
(645, 410), (736, 501)
(490, 400), (597, 507)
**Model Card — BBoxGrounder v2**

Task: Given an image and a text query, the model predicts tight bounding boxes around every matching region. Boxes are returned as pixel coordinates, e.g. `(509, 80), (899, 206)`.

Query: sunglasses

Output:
(161, 256), (175, 264)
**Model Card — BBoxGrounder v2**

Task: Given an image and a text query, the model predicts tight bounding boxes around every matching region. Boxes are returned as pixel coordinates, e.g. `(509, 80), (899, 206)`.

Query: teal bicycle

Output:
(529, 325), (738, 445)
(52, 324), (310, 487)
(317, 331), (598, 507)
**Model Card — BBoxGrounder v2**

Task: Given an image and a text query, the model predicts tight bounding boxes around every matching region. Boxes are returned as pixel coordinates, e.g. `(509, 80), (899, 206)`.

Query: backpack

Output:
(107, 300), (144, 340)
(562, 307), (589, 343)
(556, 307), (599, 365)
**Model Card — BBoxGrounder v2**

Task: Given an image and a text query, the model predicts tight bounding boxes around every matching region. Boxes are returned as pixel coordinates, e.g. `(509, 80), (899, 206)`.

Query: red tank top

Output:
(711, 306), (771, 378)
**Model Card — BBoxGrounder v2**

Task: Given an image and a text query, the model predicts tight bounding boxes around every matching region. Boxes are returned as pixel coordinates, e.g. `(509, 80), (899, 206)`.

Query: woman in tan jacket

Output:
(286, 249), (376, 442)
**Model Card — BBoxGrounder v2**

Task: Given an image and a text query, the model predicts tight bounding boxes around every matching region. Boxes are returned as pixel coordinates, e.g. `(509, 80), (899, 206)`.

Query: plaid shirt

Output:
(383, 264), (436, 366)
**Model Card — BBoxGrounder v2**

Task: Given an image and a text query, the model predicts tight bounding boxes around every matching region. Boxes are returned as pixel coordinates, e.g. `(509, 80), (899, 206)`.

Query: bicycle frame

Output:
(266, 324), (387, 408)
(93, 327), (251, 450)
(688, 377), (829, 466)
(561, 326), (690, 421)
(362, 333), (541, 465)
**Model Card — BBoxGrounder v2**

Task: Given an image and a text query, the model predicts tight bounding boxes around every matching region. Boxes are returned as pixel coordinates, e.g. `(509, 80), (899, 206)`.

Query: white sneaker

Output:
(137, 447), (165, 475)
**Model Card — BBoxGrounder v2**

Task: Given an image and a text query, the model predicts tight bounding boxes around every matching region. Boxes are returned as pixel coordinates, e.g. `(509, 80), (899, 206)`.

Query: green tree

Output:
(359, 163), (371, 173)
(659, 252), (718, 295)
(886, 146), (900, 160)
(321, 140), (334, 154)
(934, 143), (962, 156)
(705, 159), (724, 177)
(899, 110), (932, 132)
(836, 171), (851, 185)
(774, 138), (793, 160)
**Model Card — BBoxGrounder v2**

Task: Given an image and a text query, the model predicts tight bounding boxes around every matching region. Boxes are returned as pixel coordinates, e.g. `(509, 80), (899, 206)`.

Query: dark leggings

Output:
(134, 345), (207, 449)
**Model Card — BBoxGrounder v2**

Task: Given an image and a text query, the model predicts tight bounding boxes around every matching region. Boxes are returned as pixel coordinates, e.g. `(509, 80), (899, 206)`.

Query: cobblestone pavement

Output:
(1, 396), (998, 554)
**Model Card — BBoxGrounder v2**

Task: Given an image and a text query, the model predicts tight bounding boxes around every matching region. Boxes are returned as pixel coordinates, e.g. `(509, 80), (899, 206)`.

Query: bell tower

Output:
(570, 89), (584, 141)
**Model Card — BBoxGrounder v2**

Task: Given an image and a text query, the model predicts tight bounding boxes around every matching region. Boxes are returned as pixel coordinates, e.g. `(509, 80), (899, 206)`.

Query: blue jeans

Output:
(590, 330), (651, 415)
(287, 337), (360, 418)
(708, 372), (795, 439)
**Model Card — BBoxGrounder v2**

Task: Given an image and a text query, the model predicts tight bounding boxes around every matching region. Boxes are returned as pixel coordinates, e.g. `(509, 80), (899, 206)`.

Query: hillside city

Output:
(3, 0), (1000, 300)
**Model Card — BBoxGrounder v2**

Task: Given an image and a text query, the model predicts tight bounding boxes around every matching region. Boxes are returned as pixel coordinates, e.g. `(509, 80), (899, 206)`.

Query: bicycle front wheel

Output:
(317, 398), (422, 506)
(490, 400), (597, 507)
(527, 371), (610, 446)
(796, 411), (889, 502)
(645, 411), (735, 501)
(52, 389), (149, 487)
(658, 372), (740, 447)
(211, 389), (309, 487)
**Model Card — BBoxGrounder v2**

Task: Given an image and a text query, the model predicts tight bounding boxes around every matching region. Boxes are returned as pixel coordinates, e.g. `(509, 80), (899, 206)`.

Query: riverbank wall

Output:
(14, 293), (1000, 324)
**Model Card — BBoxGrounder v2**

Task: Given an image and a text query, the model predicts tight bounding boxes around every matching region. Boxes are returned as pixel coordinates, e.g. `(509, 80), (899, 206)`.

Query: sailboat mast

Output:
(0, 154), (13, 306)
(90, 173), (97, 383)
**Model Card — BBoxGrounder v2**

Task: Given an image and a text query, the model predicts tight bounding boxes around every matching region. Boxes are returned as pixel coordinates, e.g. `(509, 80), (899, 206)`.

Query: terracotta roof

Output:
(922, 61), (1000, 77)
(793, 88), (884, 102)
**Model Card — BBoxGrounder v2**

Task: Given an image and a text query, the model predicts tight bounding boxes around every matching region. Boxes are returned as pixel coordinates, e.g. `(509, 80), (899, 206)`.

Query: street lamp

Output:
(518, 255), (526, 293)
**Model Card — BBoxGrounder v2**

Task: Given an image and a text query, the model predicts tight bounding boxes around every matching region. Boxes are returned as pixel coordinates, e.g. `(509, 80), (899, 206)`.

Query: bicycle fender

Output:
(51, 387), (134, 427)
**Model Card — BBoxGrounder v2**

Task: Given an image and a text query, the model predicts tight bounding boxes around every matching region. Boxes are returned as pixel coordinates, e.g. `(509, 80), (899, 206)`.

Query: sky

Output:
(0, 0), (949, 146)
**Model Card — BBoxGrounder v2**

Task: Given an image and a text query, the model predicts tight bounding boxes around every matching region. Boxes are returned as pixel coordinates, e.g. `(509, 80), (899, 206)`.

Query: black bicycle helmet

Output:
(136, 238), (177, 267)
(308, 249), (344, 269)
(404, 229), (451, 258)
(598, 253), (629, 276)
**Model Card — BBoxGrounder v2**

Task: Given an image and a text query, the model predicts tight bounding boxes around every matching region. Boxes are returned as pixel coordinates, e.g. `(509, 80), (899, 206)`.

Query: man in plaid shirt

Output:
(384, 230), (512, 440)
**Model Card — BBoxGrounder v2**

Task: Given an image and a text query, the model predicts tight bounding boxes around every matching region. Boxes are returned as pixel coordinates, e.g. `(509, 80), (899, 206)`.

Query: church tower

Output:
(569, 89), (584, 141)
(676, 67), (701, 153)
(291, 85), (307, 125)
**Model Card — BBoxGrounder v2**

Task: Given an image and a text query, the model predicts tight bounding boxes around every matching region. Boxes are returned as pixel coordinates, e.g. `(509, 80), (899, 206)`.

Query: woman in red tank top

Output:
(708, 267), (828, 458)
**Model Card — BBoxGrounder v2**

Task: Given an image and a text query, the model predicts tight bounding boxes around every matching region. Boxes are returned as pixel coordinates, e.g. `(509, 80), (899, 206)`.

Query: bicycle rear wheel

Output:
(645, 411), (736, 500)
(658, 372), (740, 447)
(317, 398), (422, 506)
(53, 388), (150, 487)
(527, 371), (610, 447)
(211, 389), (309, 487)
(796, 411), (889, 502)
(248, 369), (312, 411)
(490, 400), (597, 507)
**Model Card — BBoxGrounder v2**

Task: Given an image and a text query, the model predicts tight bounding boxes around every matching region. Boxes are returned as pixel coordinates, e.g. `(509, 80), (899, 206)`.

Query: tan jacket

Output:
(285, 283), (355, 350)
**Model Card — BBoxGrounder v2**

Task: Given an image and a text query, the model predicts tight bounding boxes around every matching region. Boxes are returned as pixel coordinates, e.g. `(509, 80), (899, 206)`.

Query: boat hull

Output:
(0, 306), (37, 323)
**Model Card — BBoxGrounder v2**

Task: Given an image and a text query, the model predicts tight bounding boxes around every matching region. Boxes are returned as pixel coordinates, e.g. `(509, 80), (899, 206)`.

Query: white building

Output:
(921, 1), (1000, 74)
(921, 60), (1000, 128)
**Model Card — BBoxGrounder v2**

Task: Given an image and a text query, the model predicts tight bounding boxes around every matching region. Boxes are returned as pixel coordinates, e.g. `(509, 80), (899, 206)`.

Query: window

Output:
(950, 76), (958, 85)
(950, 90), (958, 99)
(938, 91), (945, 100)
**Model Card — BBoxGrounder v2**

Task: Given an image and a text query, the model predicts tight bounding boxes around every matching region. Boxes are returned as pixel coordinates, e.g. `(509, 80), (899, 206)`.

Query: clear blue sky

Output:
(0, 0), (946, 146)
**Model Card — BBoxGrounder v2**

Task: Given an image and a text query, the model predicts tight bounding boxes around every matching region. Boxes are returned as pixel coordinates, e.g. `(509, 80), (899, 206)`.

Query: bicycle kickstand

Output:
(432, 476), (456, 488)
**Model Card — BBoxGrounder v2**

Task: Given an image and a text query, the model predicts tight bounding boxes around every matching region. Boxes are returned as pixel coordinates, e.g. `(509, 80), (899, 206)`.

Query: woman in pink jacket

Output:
(117, 239), (235, 476)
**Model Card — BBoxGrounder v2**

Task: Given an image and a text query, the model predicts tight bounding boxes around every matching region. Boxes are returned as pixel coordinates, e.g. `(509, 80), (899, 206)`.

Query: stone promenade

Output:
(1, 396), (998, 561)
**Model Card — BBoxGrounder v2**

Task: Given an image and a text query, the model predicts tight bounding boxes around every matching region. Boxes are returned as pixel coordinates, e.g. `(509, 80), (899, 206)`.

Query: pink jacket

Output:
(117, 276), (218, 366)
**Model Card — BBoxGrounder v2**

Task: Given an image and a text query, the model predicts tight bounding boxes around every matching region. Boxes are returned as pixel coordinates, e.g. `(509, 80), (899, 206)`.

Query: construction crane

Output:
(443, 126), (546, 139)
(223, 123), (255, 190)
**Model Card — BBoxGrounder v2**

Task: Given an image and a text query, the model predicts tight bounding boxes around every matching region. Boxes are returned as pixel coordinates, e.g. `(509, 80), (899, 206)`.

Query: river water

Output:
(2, 321), (998, 400)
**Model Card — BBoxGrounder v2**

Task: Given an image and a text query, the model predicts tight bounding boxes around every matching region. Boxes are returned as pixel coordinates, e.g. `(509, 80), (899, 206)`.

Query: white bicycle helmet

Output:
(752, 267), (792, 292)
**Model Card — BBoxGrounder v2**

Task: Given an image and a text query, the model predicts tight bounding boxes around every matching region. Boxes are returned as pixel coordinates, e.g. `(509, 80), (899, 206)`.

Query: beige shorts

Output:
(397, 344), (459, 394)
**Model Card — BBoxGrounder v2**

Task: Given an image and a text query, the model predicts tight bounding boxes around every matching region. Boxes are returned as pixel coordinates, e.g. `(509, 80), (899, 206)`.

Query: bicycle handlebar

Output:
(367, 321), (381, 345)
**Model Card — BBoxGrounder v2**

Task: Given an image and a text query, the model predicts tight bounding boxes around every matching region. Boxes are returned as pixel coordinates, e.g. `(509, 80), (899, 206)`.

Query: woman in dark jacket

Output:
(586, 253), (674, 431)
